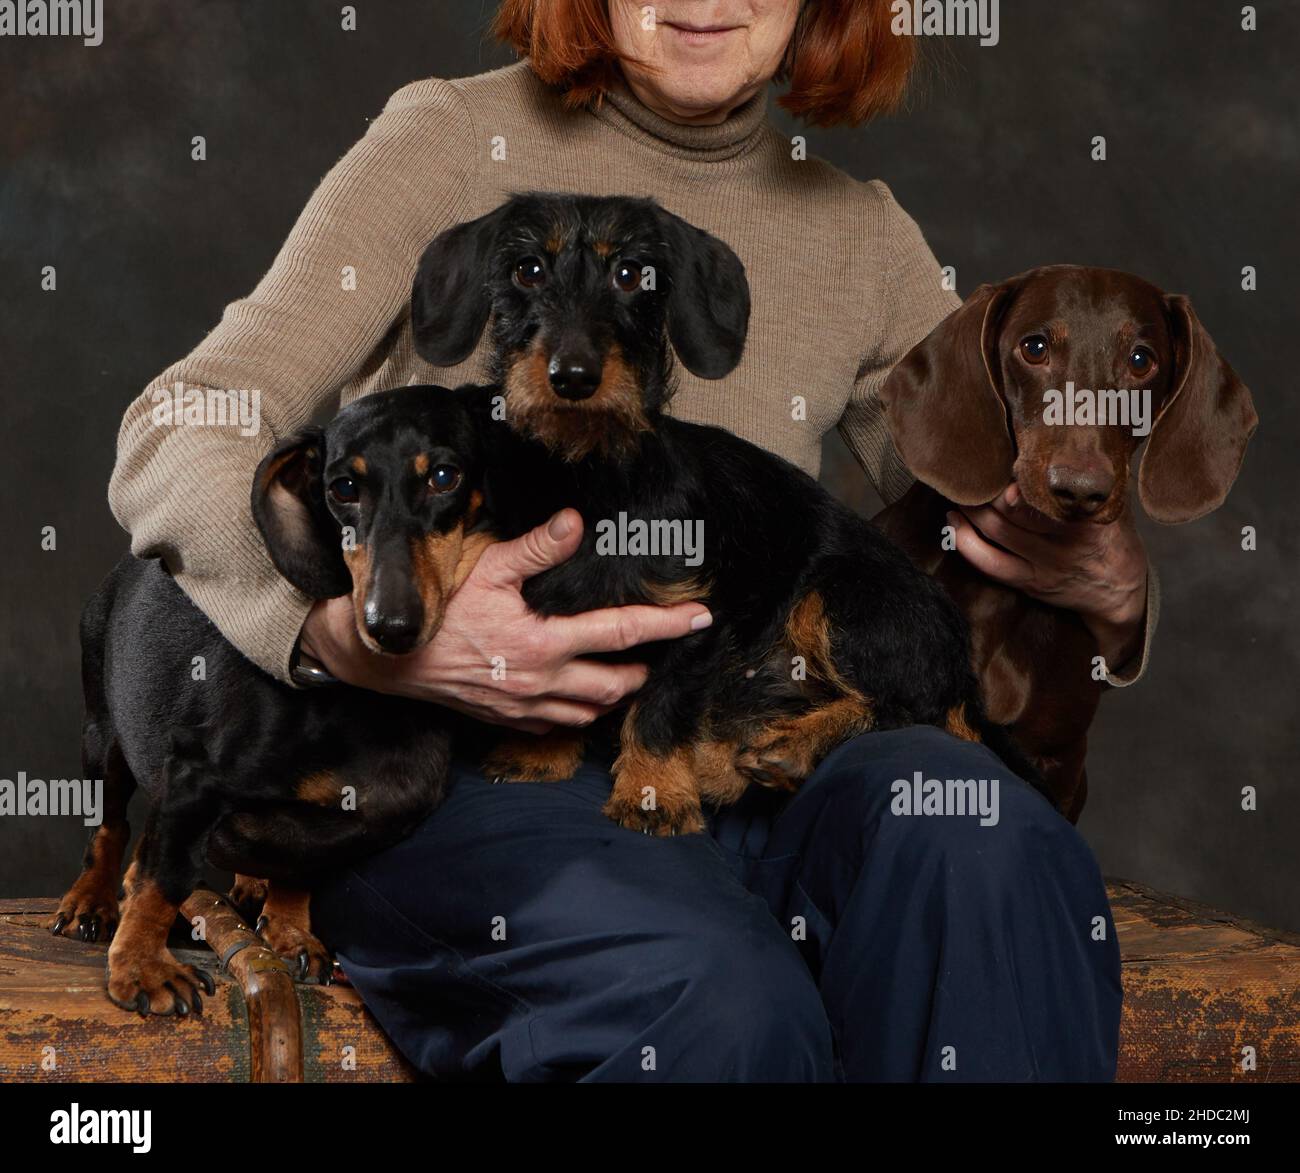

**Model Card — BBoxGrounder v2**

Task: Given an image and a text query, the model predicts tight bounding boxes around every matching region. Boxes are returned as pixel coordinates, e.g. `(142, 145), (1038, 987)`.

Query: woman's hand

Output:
(948, 484), (1149, 673)
(298, 509), (712, 732)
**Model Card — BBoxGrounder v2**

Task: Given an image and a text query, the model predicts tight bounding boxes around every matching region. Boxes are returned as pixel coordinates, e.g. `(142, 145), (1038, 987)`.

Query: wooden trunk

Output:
(2, 882), (1296, 1082)
(1110, 880), (1300, 1082)
(0, 891), (415, 1083)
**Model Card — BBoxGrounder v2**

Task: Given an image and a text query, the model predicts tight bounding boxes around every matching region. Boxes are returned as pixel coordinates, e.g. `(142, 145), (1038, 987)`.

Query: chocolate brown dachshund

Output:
(876, 265), (1257, 820)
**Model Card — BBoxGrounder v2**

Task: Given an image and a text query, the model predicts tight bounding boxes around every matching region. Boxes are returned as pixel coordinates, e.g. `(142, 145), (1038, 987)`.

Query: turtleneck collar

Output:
(592, 74), (771, 162)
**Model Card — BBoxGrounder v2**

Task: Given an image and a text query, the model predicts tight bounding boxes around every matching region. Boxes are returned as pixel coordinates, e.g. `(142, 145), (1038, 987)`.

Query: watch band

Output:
(290, 643), (339, 687)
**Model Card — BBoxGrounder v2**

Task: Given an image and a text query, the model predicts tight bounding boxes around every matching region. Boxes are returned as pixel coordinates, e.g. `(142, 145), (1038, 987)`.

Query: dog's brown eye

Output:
(1020, 335), (1049, 364)
(1128, 346), (1156, 377)
(429, 465), (462, 494)
(329, 478), (359, 504)
(514, 257), (546, 288)
(612, 261), (641, 293)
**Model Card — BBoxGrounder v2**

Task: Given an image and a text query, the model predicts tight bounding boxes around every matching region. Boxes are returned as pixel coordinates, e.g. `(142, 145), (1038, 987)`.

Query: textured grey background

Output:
(0, 1), (1295, 927)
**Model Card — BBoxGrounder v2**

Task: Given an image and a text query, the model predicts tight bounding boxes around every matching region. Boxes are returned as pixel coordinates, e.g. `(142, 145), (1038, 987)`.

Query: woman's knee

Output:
(783, 725), (1085, 886)
(644, 904), (834, 1081)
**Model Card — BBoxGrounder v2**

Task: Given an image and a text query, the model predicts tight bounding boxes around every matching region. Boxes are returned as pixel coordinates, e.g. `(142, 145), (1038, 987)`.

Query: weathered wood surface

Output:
(2, 882), (1296, 1082)
(1111, 880), (1300, 1082)
(0, 895), (416, 1083)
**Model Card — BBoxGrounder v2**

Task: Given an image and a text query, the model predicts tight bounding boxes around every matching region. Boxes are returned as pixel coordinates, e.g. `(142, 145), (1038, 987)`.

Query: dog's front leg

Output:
(105, 749), (219, 1016)
(107, 857), (215, 1017)
(254, 886), (333, 984)
(484, 729), (587, 783)
(605, 702), (706, 836)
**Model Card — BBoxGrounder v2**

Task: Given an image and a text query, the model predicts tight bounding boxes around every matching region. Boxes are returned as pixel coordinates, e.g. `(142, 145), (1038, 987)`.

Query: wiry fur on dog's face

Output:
(411, 193), (751, 462)
(252, 385), (489, 655)
(882, 265), (1257, 525)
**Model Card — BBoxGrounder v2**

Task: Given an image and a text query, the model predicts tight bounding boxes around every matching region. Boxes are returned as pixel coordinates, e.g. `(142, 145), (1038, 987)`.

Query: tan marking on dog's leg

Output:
(604, 710), (706, 835)
(484, 730), (586, 782)
(227, 873), (268, 918)
(107, 863), (213, 1015)
(51, 823), (128, 941)
(737, 694), (876, 790)
(692, 738), (750, 806)
(256, 885), (332, 984)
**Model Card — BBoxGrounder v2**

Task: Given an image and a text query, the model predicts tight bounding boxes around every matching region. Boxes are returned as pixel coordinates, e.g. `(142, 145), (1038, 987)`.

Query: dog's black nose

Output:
(1047, 464), (1114, 515)
(363, 610), (420, 654)
(548, 354), (602, 401)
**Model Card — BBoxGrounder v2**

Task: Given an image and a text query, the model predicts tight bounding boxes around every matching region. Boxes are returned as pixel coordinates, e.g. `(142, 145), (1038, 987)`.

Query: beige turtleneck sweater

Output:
(107, 61), (1155, 685)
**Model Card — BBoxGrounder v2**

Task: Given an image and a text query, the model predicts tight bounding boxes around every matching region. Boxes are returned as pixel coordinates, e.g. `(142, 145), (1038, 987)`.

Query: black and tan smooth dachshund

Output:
(876, 265), (1257, 820)
(52, 386), (491, 1015)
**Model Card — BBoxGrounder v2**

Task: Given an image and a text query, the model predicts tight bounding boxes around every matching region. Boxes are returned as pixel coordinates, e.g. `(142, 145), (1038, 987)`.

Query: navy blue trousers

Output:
(312, 726), (1121, 1081)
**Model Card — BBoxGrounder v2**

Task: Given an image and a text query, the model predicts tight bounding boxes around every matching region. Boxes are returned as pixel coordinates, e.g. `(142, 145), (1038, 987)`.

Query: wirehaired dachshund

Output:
(52, 386), (490, 1015)
(876, 266), (1257, 820)
(412, 192), (1046, 836)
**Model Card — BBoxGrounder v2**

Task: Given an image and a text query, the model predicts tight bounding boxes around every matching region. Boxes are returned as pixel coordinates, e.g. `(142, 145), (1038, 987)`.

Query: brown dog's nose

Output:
(1047, 465), (1115, 515)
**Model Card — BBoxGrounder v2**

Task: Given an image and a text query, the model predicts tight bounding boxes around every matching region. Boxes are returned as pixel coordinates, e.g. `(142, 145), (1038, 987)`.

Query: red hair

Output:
(492, 0), (915, 127)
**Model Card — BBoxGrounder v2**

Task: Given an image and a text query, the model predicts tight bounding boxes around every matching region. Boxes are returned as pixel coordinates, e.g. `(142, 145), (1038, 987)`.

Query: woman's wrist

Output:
(297, 599), (336, 671)
(298, 597), (378, 689)
(1082, 576), (1147, 674)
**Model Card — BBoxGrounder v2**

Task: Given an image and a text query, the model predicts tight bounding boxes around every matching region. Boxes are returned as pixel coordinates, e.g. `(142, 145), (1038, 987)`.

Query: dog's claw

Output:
(166, 983), (189, 1017)
(134, 991), (150, 1017)
(50, 915), (68, 936)
(196, 967), (215, 995)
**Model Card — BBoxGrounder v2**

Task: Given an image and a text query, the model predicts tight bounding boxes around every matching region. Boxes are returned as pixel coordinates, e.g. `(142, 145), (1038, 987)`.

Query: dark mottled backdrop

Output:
(1, 1), (1295, 928)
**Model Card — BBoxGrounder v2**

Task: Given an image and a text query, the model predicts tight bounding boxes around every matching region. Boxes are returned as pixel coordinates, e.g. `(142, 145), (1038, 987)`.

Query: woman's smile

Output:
(661, 19), (745, 47)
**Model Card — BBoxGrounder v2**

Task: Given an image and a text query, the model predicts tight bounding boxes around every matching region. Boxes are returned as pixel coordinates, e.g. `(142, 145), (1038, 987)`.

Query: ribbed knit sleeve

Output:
(107, 79), (477, 681)
(839, 181), (961, 506)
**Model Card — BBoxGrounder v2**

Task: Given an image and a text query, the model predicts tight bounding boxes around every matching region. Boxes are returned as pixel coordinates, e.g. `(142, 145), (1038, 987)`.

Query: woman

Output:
(110, 0), (1149, 1080)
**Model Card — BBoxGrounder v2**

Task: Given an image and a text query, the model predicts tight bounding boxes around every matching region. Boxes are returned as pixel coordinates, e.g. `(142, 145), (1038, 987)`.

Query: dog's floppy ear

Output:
(880, 282), (1016, 505)
(657, 208), (751, 379)
(1137, 295), (1258, 524)
(251, 428), (351, 599)
(412, 206), (505, 367)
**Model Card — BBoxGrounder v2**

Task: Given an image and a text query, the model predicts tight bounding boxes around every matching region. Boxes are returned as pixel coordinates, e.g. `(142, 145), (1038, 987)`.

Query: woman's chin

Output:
(641, 71), (758, 122)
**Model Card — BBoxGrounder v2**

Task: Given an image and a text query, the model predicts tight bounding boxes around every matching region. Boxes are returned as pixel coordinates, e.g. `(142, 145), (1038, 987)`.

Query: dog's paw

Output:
(602, 789), (706, 837)
(736, 723), (813, 791)
(226, 874), (268, 922)
(50, 876), (121, 943)
(255, 914), (333, 985)
(106, 946), (216, 1017)
(483, 734), (583, 783)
